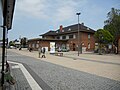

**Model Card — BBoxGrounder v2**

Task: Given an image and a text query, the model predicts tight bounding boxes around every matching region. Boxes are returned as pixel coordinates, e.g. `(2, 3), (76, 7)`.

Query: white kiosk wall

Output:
(50, 42), (55, 54)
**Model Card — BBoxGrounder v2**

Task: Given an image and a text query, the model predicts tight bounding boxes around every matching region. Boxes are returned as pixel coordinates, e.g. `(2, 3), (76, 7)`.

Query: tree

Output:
(9, 41), (15, 46)
(104, 8), (120, 53)
(94, 29), (113, 44)
(20, 37), (27, 48)
(94, 29), (113, 54)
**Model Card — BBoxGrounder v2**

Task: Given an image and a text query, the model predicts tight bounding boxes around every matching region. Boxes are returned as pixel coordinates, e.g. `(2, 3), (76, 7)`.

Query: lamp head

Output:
(76, 13), (81, 15)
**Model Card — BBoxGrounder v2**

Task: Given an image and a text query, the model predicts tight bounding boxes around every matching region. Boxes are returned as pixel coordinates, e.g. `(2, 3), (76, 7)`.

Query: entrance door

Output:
(73, 43), (75, 51)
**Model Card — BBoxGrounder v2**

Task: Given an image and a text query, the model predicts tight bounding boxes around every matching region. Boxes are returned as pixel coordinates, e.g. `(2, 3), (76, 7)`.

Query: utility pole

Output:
(76, 12), (82, 56)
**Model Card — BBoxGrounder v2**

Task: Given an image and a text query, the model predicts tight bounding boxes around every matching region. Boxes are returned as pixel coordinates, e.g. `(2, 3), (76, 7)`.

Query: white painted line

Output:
(0, 65), (19, 69)
(12, 65), (20, 69)
(8, 61), (43, 90)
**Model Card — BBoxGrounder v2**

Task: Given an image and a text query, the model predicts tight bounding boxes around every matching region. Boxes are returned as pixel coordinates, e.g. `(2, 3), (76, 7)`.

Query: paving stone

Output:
(7, 51), (120, 90)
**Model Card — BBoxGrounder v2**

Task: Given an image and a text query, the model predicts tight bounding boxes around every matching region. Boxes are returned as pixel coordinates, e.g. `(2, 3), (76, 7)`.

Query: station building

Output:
(28, 23), (95, 51)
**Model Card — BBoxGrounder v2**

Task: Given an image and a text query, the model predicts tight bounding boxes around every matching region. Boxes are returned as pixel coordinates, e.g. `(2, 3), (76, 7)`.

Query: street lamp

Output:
(76, 12), (82, 56)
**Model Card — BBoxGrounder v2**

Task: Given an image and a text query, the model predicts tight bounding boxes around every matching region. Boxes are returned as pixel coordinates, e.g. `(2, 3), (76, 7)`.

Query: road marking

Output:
(12, 65), (20, 69)
(0, 65), (19, 69)
(8, 61), (43, 90)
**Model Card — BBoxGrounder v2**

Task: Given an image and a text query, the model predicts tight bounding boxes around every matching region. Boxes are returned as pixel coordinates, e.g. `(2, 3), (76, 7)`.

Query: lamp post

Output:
(76, 12), (81, 56)
(19, 35), (22, 50)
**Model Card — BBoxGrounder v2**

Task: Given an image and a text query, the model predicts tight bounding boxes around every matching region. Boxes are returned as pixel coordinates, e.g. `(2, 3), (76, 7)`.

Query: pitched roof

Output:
(40, 31), (56, 36)
(40, 23), (95, 36)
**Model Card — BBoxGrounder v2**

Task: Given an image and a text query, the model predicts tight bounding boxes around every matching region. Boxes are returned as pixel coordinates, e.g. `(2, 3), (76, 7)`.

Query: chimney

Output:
(60, 25), (63, 32)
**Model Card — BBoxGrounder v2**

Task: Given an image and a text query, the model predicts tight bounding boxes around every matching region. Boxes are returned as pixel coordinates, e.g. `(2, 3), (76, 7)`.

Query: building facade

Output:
(28, 24), (95, 51)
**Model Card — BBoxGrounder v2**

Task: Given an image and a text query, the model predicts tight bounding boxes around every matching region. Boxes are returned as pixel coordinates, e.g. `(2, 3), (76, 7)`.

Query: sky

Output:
(8, 0), (120, 41)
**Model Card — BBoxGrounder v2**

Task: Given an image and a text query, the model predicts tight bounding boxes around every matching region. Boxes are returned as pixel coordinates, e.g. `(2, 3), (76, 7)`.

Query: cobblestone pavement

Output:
(12, 68), (32, 90)
(0, 63), (32, 90)
(8, 49), (120, 81)
(6, 50), (120, 90)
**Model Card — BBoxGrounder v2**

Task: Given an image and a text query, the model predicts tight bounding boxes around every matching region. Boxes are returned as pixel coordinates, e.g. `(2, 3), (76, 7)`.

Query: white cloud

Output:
(17, 0), (48, 18)
(55, 6), (74, 22)
(16, 0), (88, 20)
(16, 0), (108, 30)
(15, 0), (109, 30)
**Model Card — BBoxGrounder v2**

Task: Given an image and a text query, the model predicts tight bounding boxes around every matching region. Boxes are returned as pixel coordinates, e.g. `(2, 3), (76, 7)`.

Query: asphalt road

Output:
(5, 50), (120, 90)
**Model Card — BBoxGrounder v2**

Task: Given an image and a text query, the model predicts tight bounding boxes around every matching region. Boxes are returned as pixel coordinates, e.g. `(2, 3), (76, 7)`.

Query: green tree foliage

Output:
(94, 29), (114, 55)
(94, 29), (113, 44)
(104, 8), (120, 43)
(21, 37), (27, 48)
(9, 41), (15, 46)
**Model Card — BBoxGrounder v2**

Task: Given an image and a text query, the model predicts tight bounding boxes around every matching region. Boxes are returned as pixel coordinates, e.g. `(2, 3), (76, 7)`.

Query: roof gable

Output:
(56, 24), (95, 33)
(40, 23), (95, 36)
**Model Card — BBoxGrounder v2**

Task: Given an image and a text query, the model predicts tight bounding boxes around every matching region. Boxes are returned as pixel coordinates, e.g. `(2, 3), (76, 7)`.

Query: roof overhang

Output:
(28, 38), (68, 41)
(40, 29), (95, 36)
(2, 0), (16, 30)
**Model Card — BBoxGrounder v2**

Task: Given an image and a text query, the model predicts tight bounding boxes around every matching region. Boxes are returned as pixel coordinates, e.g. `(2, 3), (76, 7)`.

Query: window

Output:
(69, 35), (73, 39)
(68, 28), (71, 31)
(87, 27), (90, 30)
(29, 44), (31, 47)
(32, 44), (35, 48)
(37, 41), (39, 43)
(88, 34), (90, 39)
(82, 42), (84, 46)
(88, 43), (90, 49)
(56, 36), (60, 39)
(62, 36), (66, 39)
(60, 36), (62, 39)
(62, 30), (64, 32)
(42, 36), (46, 39)
(66, 35), (69, 39)
(36, 44), (39, 48)
(73, 34), (76, 39)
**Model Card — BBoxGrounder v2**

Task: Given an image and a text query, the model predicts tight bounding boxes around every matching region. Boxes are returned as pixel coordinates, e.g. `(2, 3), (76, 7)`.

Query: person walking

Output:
(38, 47), (42, 58)
(41, 47), (46, 58)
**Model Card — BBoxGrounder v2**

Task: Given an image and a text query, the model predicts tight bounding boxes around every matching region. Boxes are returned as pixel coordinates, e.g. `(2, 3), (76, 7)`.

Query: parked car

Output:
(57, 48), (61, 52)
(62, 49), (69, 52)
(57, 48), (69, 52)
(9, 46), (16, 49)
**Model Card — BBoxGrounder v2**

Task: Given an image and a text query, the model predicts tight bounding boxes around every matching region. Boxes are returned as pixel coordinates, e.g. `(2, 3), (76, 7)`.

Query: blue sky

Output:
(8, 0), (120, 41)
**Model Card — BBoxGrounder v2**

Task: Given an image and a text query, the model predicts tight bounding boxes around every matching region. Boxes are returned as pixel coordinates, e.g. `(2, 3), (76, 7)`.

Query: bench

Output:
(55, 52), (63, 56)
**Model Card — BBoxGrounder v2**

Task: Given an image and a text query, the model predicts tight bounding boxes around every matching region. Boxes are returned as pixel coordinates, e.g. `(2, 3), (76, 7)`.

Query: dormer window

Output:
(88, 34), (90, 39)
(56, 31), (58, 33)
(56, 36), (60, 39)
(68, 28), (71, 31)
(87, 27), (90, 30)
(62, 30), (64, 32)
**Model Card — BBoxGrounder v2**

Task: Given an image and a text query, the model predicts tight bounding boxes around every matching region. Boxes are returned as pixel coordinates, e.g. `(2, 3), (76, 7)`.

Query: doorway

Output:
(73, 43), (75, 51)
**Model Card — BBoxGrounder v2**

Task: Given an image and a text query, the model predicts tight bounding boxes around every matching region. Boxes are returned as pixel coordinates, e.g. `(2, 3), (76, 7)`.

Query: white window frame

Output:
(88, 34), (90, 39)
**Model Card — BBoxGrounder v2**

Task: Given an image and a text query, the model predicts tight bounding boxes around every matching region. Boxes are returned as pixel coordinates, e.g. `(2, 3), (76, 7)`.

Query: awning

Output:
(2, 0), (16, 30)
